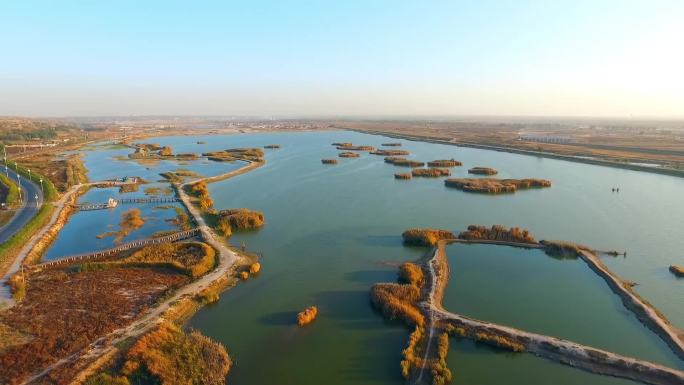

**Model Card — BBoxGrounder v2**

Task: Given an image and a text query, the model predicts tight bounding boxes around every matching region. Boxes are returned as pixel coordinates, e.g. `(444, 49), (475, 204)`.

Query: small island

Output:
(384, 157), (424, 167)
(338, 152), (360, 158)
(321, 158), (338, 164)
(381, 143), (402, 147)
(204, 147), (265, 162)
(336, 144), (375, 151)
(468, 167), (498, 175)
(394, 172), (412, 180)
(458, 224), (536, 244)
(332, 142), (352, 147)
(263, 144), (281, 149)
(297, 306), (318, 326)
(444, 178), (551, 194)
(411, 168), (451, 177)
(427, 159), (462, 167)
(370, 149), (410, 156)
(670, 265), (684, 277)
(402, 228), (455, 246)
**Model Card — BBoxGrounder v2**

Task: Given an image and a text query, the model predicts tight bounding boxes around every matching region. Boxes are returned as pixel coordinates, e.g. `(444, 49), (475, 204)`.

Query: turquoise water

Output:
(51, 131), (684, 384)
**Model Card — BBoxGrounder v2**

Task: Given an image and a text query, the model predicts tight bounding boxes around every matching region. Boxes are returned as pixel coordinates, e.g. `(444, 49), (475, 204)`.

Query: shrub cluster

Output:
(384, 157), (424, 167)
(218, 208), (265, 229)
(474, 332), (525, 352)
(458, 224), (536, 244)
(444, 178), (551, 194)
(427, 159), (462, 167)
(468, 167), (498, 175)
(338, 152), (360, 158)
(398, 262), (424, 286)
(670, 265), (684, 277)
(370, 283), (424, 327)
(125, 241), (216, 278)
(158, 146), (173, 156)
(402, 228), (455, 246)
(394, 173), (412, 180)
(411, 168), (451, 177)
(122, 322), (231, 385)
(370, 149), (410, 156)
(297, 306), (318, 326)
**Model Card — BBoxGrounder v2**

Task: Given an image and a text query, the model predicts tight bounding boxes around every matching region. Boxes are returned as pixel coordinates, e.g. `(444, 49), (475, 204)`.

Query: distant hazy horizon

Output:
(1, 0), (683, 118)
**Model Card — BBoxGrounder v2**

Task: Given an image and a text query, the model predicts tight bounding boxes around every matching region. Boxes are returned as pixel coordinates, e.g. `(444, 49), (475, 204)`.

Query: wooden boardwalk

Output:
(75, 197), (180, 211)
(32, 228), (200, 270)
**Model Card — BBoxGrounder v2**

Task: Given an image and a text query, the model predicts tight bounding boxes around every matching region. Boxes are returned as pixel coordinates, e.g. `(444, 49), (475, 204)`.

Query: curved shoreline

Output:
(343, 128), (684, 178)
(417, 239), (684, 385)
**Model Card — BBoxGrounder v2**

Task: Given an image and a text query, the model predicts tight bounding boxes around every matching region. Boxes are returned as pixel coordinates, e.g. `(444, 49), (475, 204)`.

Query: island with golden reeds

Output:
(468, 167), (498, 175)
(444, 178), (551, 194)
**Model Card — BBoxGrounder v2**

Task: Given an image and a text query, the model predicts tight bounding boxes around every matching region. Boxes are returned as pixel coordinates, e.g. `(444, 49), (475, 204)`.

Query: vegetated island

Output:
(129, 143), (199, 161)
(370, 149), (410, 156)
(411, 168), (451, 178)
(444, 178), (551, 194)
(427, 159), (462, 167)
(385, 157), (424, 168)
(335, 144), (375, 151)
(468, 167), (498, 175)
(216, 208), (265, 237)
(381, 142), (402, 147)
(263, 144), (281, 149)
(402, 228), (455, 246)
(338, 152), (360, 158)
(670, 265), (684, 277)
(321, 158), (338, 165)
(394, 172), (412, 180)
(297, 306), (318, 326)
(332, 142), (352, 147)
(203, 147), (265, 162)
(458, 224), (536, 244)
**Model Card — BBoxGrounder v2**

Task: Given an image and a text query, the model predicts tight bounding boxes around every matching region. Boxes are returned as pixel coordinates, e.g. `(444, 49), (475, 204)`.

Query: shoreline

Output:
(342, 128), (684, 178)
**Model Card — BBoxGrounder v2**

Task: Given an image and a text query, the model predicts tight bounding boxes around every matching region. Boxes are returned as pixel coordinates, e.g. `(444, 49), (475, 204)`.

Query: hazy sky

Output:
(1, 0), (683, 117)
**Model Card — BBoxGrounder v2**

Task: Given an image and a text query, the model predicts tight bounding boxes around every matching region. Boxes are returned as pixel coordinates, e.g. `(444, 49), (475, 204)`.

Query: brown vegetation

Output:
(384, 157), (424, 167)
(115, 208), (145, 243)
(670, 265), (684, 277)
(336, 145), (375, 151)
(332, 142), (352, 147)
(18, 153), (88, 192)
(263, 144), (280, 149)
(204, 148), (265, 162)
(458, 224), (536, 244)
(468, 166), (498, 175)
(370, 149), (410, 156)
(381, 143), (402, 147)
(474, 332), (525, 352)
(394, 172), (412, 180)
(121, 322), (231, 385)
(160, 169), (201, 183)
(321, 158), (338, 164)
(158, 146), (173, 157)
(0, 267), (188, 384)
(218, 208), (265, 229)
(338, 152), (360, 158)
(402, 228), (455, 246)
(297, 306), (319, 326)
(411, 168), (451, 177)
(444, 177), (551, 194)
(427, 159), (462, 167)
(370, 282), (424, 327)
(398, 262), (424, 286)
(540, 240), (592, 258)
(144, 186), (173, 195)
(249, 262), (261, 274)
(125, 242), (216, 278)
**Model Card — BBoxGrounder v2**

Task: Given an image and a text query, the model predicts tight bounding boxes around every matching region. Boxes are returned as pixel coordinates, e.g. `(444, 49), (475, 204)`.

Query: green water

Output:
(58, 131), (684, 384)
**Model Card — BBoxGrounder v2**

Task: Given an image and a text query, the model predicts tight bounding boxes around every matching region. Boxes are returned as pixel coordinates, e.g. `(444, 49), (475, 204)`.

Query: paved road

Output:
(0, 167), (43, 243)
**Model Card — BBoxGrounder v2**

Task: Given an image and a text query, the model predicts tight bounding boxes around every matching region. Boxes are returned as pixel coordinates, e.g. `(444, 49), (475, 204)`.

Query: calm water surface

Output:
(55, 131), (683, 384)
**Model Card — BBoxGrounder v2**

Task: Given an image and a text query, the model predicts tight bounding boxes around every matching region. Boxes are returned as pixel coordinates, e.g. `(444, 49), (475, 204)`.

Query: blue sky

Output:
(1, 0), (682, 117)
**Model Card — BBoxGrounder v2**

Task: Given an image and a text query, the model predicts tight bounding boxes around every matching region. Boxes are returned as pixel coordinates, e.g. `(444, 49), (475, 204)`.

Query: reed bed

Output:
(263, 144), (281, 149)
(427, 159), (462, 167)
(669, 265), (684, 277)
(335, 145), (375, 151)
(297, 306), (318, 326)
(394, 173), (412, 180)
(384, 157), (424, 167)
(444, 178), (551, 194)
(411, 168), (451, 177)
(321, 158), (338, 164)
(370, 149), (410, 156)
(402, 228), (455, 246)
(458, 224), (536, 244)
(468, 167), (498, 175)
(338, 152), (360, 158)
(381, 143), (402, 147)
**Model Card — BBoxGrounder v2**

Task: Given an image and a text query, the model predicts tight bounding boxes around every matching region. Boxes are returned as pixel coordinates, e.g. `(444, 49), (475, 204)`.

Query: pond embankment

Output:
(420, 240), (684, 385)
